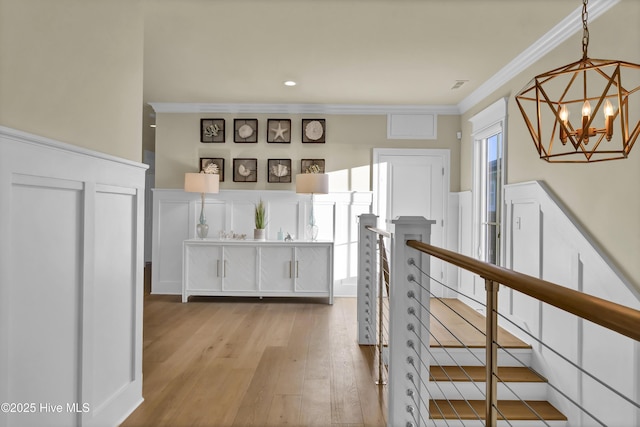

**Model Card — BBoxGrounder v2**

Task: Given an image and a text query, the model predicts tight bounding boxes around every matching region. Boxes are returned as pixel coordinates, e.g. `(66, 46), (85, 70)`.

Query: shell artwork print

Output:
(200, 157), (225, 182)
(233, 158), (257, 182)
(234, 119), (258, 143)
(267, 119), (292, 143)
(268, 159), (292, 183)
(302, 119), (326, 143)
(271, 163), (288, 177)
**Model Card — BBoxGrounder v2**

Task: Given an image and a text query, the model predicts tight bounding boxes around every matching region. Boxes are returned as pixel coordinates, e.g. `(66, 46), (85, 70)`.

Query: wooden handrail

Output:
(406, 240), (640, 342)
(365, 225), (392, 238)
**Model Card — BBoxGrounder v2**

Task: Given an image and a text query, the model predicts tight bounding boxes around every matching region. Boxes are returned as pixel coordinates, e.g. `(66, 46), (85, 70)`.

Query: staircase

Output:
(426, 299), (567, 426)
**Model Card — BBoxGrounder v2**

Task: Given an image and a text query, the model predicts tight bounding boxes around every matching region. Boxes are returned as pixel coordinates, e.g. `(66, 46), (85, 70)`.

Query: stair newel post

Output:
(485, 278), (499, 427)
(389, 216), (435, 427)
(357, 214), (378, 345)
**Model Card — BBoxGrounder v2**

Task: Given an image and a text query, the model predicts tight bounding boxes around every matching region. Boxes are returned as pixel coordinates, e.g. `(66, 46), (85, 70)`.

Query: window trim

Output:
(470, 97), (507, 265)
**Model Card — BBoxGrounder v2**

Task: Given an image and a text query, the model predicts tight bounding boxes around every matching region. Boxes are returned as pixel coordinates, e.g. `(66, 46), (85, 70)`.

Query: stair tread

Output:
(431, 366), (547, 382)
(430, 399), (567, 421)
(430, 299), (531, 348)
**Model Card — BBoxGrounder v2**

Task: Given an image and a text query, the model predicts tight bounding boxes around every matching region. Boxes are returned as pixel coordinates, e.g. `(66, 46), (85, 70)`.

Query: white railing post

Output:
(357, 213), (378, 345)
(388, 216), (435, 427)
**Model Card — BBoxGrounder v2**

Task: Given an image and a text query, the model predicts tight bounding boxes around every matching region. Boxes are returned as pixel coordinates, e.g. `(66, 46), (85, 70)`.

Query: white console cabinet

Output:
(183, 239), (334, 304)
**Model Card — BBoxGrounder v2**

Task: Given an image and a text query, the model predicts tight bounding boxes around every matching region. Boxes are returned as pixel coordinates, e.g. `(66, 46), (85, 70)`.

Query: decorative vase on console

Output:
(254, 198), (267, 241)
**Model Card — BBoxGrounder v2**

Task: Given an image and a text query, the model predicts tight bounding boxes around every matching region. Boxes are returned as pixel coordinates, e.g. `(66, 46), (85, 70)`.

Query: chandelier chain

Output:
(582, 0), (589, 59)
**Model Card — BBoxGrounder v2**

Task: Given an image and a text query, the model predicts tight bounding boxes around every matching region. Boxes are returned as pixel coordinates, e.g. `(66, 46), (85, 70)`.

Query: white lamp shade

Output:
(295, 173), (329, 194)
(184, 172), (219, 194)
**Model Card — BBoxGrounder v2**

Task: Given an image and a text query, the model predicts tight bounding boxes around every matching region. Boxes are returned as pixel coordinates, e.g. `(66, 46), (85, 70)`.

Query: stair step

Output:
(428, 366), (548, 400)
(431, 366), (546, 382)
(430, 346), (532, 366)
(429, 399), (567, 421)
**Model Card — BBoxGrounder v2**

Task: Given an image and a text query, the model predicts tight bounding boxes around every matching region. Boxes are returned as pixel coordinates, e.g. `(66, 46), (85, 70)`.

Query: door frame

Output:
(372, 148), (451, 292)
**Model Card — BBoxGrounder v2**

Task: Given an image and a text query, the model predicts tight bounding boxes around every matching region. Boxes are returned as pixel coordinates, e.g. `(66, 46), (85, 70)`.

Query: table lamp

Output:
(295, 173), (329, 240)
(184, 172), (219, 238)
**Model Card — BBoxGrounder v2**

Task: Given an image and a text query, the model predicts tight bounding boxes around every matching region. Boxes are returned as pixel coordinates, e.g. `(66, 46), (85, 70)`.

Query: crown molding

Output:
(148, 102), (461, 116)
(457, 0), (620, 114)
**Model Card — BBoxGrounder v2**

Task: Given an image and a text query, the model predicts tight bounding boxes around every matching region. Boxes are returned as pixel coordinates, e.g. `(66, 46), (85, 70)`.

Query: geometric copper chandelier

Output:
(515, 0), (640, 162)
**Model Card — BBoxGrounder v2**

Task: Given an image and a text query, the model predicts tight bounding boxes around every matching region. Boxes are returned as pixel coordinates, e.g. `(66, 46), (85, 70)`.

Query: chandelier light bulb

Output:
(581, 100), (591, 118)
(603, 99), (614, 117)
(604, 99), (614, 140)
(559, 104), (569, 122)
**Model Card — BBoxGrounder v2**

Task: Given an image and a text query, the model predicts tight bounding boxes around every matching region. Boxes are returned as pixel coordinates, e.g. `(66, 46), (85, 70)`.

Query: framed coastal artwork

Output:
(268, 159), (292, 183)
(200, 157), (225, 182)
(200, 118), (225, 143)
(233, 158), (258, 182)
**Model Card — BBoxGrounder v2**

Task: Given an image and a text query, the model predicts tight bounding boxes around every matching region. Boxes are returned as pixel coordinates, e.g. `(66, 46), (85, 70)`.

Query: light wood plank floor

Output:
(120, 296), (387, 427)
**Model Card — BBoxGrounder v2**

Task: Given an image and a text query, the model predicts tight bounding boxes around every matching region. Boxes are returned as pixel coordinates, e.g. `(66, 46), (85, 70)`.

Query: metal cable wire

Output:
(496, 309), (640, 413)
(408, 285), (486, 367)
(407, 372), (449, 427)
(411, 260), (638, 425)
(408, 356), (461, 426)
(490, 371), (551, 427)
(496, 343), (607, 427)
(407, 326), (484, 423)
(408, 390), (437, 427)
(407, 305), (486, 398)
(410, 259), (486, 308)
(408, 276), (487, 339)
(408, 311), (510, 426)
(418, 258), (639, 415)
(408, 262), (583, 426)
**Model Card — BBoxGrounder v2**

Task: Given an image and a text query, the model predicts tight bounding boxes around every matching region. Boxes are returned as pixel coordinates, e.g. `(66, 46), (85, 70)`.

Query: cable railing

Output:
(357, 215), (640, 427)
(357, 214), (391, 388)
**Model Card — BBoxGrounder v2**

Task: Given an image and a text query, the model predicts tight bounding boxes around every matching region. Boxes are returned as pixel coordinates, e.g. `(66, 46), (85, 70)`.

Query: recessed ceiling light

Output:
(284, 80), (297, 87)
(150, 124), (157, 128)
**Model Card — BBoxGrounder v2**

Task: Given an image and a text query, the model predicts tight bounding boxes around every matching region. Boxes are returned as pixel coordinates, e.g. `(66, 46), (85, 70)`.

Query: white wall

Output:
(0, 127), (147, 427)
(152, 189), (372, 297)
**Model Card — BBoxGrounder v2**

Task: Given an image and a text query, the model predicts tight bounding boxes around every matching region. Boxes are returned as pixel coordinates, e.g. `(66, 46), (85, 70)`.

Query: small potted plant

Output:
(254, 199), (266, 240)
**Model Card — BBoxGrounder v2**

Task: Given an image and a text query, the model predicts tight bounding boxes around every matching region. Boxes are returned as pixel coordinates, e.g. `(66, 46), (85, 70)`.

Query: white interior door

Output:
(373, 148), (449, 297)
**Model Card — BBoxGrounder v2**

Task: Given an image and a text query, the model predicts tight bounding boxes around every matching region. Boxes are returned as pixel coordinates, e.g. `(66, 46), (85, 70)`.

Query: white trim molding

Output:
(148, 102), (460, 116)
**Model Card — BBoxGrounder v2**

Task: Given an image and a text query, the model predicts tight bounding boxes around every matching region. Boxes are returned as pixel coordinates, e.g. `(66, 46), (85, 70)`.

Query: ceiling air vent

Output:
(451, 80), (468, 90)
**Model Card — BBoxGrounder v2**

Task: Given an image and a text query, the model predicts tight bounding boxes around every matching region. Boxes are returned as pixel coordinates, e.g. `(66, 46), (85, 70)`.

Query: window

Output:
(470, 98), (507, 265)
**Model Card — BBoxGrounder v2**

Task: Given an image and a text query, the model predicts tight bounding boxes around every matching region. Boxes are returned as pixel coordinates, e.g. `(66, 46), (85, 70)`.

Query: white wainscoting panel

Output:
(503, 180), (640, 427)
(0, 126), (147, 427)
(152, 189), (372, 296)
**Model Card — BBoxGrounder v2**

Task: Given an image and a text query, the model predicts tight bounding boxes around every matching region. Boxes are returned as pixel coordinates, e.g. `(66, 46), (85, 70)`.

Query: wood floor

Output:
(120, 296), (387, 427)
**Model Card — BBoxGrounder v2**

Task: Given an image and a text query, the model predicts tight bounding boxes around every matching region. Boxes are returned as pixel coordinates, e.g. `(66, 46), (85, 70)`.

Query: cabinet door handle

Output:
(289, 261), (293, 278)
(217, 260), (220, 277)
(223, 260), (227, 277)
(296, 261), (299, 278)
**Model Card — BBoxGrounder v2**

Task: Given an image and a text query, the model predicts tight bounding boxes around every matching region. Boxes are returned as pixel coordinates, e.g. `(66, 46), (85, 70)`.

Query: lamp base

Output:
(306, 224), (319, 241)
(196, 223), (209, 239)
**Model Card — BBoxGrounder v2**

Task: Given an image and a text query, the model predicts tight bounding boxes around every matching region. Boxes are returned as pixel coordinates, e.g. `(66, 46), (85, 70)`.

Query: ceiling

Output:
(143, 0), (608, 114)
